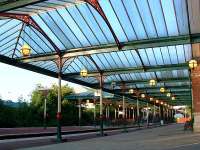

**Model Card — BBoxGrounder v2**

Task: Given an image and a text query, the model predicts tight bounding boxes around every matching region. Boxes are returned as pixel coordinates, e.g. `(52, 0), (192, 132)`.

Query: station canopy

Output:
(1, 0), (200, 106)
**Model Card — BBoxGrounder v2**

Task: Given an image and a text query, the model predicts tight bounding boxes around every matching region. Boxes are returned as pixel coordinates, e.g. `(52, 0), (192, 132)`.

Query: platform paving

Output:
(19, 124), (200, 150)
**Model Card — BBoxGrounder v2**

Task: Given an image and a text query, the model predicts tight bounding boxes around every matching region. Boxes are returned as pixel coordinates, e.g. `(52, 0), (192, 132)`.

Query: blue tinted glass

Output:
(67, 6), (99, 45)
(160, 47), (171, 64)
(99, 0), (128, 42)
(148, 0), (168, 37)
(40, 12), (73, 49)
(161, 0), (179, 36)
(135, 0), (157, 38)
(173, 0), (189, 35)
(123, 0), (147, 39)
(32, 15), (65, 50)
(176, 45), (186, 63)
(110, 0), (137, 41)
(184, 44), (192, 61)
(138, 49), (150, 66)
(78, 4), (109, 45)
(168, 46), (178, 64)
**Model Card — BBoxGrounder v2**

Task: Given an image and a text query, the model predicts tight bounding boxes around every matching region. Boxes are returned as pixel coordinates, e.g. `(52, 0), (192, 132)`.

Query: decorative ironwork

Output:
(0, 12), (61, 55)
(84, 0), (122, 49)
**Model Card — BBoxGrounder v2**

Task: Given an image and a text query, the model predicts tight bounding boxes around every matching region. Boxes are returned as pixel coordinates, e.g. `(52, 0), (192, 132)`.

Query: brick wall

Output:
(192, 65), (200, 112)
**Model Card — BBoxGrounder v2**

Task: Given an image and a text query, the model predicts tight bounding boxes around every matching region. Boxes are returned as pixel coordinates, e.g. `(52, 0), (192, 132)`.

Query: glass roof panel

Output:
(184, 44), (192, 61)
(134, 0), (157, 38)
(148, 0), (167, 37)
(39, 12), (74, 49)
(99, 0), (128, 42)
(145, 48), (158, 66)
(138, 49), (150, 66)
(32, 15), (66, 50)
(160, 0), (179, 36)
(122, 0), (147, 39)
(78, 4), (113, 45)
(173, 0), (189, 35)
(109, 0), (137, 41)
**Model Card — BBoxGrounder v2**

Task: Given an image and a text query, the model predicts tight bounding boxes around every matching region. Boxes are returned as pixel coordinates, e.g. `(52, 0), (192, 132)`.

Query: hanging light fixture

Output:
(21, 24), (31, 57)
(171, 96), (176, 100)
(149, 79), (156, 86)
(150, 97), (154, 101)
(189, 59), (198, 69)
(21, 43), (31, 57)
(111, 81), (116, 88)
(166, 93), (171, 97)
(80, 69), (88, 77)
(160, 87), (165, 93)
(164, 103), (167, 106)
(141, 93), (145, 98)
(156, 100), (159, 104)
(160, 101), (164, 105)
(129, 89), (134, 94)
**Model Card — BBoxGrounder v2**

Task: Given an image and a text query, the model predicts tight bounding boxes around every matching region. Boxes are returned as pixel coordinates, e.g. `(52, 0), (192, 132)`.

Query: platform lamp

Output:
(156, 100), (159, 104)
(80, 68), (88, 77)
(21, 43), (31, 57)
(189, 59), (198, 69)
(166, 92), (171, 97)
(171, 96), (176, 101)
(141, 93), (146, 98)
(160, 87), (165, 93)
(149, 97), (154, 101)
(149, 79), (156, 86)
(129, 89), (134, 94)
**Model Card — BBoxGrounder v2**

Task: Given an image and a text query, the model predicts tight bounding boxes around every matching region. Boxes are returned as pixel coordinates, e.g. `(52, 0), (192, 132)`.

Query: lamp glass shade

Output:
(171, 96), (175, 100)
(167, 93), (171, 97)
(129, 89), (134, 94)
(160, 102), (164, 105)
(150, 97), (153, 101)
(21, 43), (31, 56)
(189, 59), (198, 69)
(156, 100), (159, 103)
(160, 87), (165, 93)
(80, 69), (88, 77)
(141, 94), (145, 98)
(149, 79), (156, 86)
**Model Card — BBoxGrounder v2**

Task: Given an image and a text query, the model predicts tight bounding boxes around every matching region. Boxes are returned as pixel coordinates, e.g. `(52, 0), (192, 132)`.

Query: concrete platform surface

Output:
(19, 124), (200, 150)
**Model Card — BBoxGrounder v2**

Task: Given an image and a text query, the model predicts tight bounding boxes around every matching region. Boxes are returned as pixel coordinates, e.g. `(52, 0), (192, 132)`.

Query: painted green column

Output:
(56, 57), (62, 142)
(99, 74), (104, 136)
(137, 98), (140, 127)
(43, 98), (47, 129)
(78, 99), (82, 126)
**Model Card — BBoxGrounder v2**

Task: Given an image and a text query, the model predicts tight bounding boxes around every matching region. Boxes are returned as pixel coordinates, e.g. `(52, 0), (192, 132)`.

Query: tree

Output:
(30, 83), (74, 126)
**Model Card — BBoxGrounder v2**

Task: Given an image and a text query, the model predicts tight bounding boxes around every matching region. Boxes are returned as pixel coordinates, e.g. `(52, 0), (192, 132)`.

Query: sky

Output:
(0, 62), (87, 102)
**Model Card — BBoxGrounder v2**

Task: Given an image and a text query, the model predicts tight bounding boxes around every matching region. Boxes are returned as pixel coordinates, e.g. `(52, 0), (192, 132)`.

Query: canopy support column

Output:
(56, 56), (62, 142)
(137, 98), (140, 127)
(99, 73), (104, 136)
(78, 99), (82, 126)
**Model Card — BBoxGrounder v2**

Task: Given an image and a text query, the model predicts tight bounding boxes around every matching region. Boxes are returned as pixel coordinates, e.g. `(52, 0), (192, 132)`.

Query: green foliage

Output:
(0, 84), (101, 127)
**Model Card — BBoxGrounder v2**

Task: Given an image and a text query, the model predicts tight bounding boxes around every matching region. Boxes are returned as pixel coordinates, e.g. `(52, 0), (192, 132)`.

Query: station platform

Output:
(17, 124), (200, 150)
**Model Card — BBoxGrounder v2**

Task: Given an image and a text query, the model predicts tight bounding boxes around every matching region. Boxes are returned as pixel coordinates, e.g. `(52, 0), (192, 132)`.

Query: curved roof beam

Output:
(84, 0), (122, 49)
(0, 12), (61, 56)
